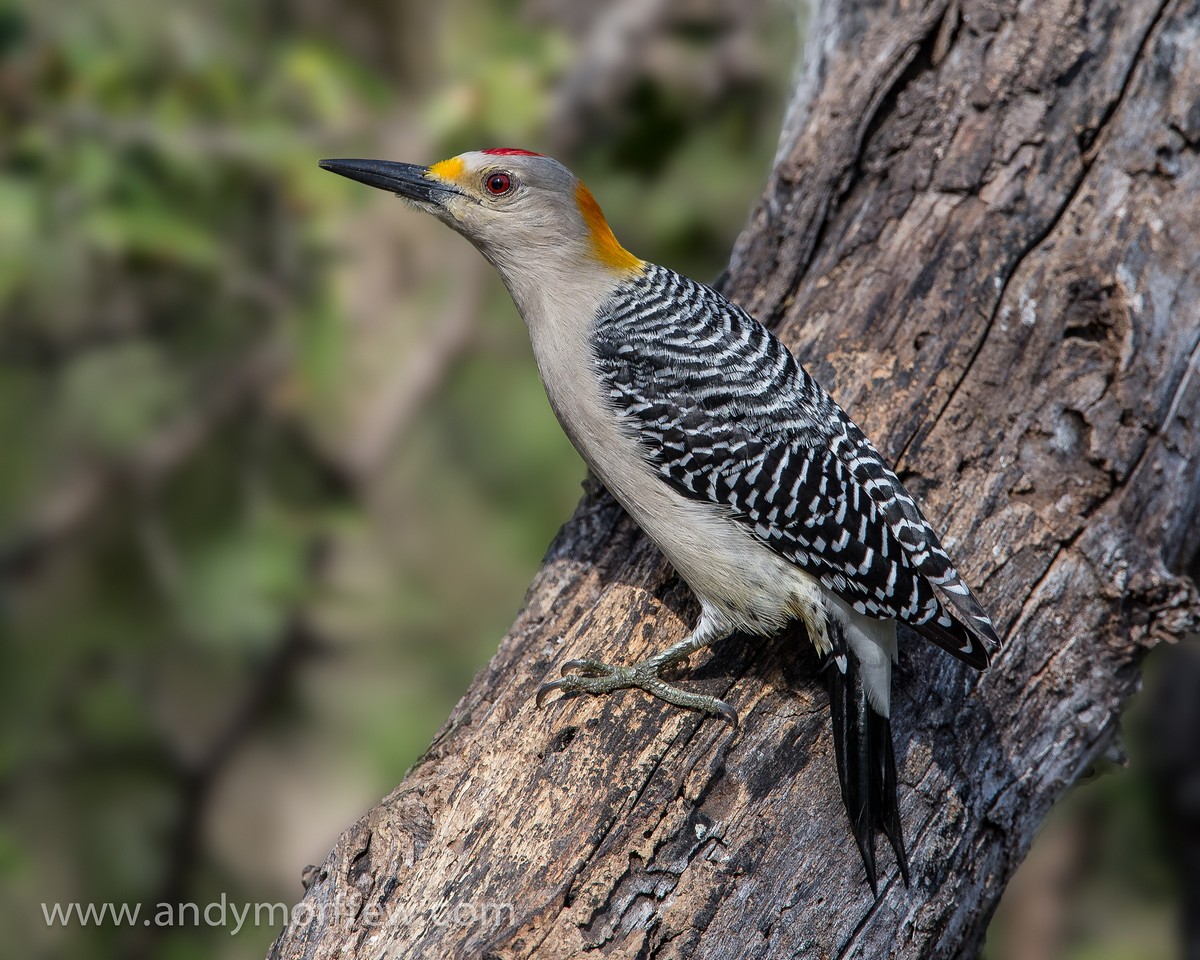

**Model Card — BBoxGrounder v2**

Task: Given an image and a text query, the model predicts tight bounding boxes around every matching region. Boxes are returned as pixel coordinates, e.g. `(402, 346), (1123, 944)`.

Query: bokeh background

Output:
(0, 1), (1192, 958)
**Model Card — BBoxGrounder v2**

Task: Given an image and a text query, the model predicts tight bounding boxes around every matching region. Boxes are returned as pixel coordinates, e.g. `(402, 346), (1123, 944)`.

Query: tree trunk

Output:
(269, 0), (1200, 956)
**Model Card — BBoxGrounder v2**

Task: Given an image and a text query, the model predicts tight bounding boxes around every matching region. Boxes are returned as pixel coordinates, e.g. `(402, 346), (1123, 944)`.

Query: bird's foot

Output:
(536, 657), (738, 728)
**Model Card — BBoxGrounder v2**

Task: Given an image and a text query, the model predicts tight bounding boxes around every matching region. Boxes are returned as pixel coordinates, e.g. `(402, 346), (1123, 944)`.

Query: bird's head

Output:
(319, 150), (643, 289)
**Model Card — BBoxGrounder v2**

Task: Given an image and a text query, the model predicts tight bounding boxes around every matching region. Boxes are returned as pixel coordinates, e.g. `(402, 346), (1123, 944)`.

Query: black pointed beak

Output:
(318, 158), (459, 204)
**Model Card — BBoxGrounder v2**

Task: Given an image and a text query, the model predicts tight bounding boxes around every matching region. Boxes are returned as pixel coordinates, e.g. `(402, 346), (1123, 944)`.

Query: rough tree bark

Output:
(270, 0), (1200, 956)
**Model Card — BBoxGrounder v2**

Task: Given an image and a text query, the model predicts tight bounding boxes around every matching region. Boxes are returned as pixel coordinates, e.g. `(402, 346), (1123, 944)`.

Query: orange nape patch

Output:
(427, 156), (466, 185)
(574, 182), (643, 275)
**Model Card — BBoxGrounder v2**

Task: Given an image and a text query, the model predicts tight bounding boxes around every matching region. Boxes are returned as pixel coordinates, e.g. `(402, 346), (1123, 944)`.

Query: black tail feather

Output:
(825, 644), (910, 894)
(873, 709), (911, 886)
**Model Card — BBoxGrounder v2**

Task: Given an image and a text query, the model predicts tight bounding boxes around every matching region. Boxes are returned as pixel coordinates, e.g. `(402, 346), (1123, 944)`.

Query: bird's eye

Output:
(485, 172), (512, 196)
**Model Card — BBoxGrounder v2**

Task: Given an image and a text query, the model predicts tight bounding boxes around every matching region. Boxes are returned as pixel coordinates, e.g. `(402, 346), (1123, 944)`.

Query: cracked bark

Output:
(269, 0), (1200, 957)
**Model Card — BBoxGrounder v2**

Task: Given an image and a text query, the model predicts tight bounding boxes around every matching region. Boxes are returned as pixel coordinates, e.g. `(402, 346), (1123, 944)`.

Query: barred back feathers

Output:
(592, 264), (1001, 667)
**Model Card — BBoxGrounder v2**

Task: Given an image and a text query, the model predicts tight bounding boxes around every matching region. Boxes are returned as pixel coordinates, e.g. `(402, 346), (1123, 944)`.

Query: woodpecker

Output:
(319, 150), (1002, 892)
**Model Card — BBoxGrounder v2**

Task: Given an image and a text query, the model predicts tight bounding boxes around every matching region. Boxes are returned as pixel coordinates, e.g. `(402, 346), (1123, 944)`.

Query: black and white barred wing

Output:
(593, 265), (1001, 667)
(827, 415), (1000, 657)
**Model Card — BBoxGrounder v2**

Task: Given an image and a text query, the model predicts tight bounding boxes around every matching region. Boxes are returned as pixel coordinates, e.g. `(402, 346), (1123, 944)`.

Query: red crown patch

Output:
(481, 148), (544, 157)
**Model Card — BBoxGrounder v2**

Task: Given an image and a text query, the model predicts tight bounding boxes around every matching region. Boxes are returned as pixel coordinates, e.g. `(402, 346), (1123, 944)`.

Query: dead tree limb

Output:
(270, 0), (1200, 956)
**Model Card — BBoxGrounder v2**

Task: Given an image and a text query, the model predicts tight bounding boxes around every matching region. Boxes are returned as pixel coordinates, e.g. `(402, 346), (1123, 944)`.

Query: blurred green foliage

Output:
(0, 0), (1185, 958)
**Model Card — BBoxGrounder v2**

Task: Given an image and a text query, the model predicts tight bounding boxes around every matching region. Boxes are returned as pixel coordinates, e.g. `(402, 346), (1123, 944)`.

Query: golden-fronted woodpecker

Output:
(319, 149), (1002, 893)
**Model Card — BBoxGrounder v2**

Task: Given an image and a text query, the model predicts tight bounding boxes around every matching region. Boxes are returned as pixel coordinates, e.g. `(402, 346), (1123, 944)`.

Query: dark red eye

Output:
(485, 172), (512, 195)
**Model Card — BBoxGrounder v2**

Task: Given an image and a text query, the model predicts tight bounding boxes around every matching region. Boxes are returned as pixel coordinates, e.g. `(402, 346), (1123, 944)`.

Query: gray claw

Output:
(536, 678), (572, 708)
(713, 699), (739, 729)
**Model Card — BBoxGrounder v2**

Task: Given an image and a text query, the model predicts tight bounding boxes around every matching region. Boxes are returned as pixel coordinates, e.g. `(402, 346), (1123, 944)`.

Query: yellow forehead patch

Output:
(574, 182), (643, 275)
(428, 156), (466, 184)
